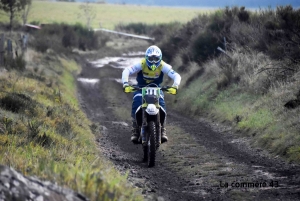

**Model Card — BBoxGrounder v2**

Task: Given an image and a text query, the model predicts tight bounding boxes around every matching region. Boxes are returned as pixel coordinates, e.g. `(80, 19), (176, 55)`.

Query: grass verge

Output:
(0, 49), (142, 201)
(166, 51), (300, 162)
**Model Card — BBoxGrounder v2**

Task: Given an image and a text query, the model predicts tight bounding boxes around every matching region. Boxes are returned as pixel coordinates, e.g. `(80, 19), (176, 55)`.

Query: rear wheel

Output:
(147, 121), (156, 167)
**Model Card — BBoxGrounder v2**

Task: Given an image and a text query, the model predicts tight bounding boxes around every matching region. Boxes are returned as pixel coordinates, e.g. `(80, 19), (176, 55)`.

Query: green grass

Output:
(0, 49), (142, 201)
(25, 1), (214, 29)
(171, 59), (300, 162)
(58, 58), (80, 106)
(238, 109), (274, 130)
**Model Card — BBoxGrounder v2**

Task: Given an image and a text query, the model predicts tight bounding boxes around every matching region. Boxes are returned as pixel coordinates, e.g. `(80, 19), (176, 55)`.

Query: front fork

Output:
(141, 109), (148, 145)
(141, 108), (161, 146)
(157, 111), (161, 146)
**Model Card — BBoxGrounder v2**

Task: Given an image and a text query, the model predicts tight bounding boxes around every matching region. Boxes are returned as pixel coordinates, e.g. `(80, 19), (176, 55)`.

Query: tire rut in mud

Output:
(77, 57), (300, 201)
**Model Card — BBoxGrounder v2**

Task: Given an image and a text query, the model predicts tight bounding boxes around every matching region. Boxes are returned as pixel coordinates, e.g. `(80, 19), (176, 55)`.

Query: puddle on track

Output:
(113, 78), (137, 85)
(77, 78), (100, 84)
(90, 57), (142, 68)
(122, 51), (144, 56)
(112, 121), (129, 127)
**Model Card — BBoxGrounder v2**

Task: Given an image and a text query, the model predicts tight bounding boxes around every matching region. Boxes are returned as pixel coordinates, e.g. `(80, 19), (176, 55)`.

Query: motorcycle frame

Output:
(135, 87), (165, 146)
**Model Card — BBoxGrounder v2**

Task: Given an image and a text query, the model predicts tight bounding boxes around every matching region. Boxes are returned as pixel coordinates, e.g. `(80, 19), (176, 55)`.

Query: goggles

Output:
(147, 55), (160, 63)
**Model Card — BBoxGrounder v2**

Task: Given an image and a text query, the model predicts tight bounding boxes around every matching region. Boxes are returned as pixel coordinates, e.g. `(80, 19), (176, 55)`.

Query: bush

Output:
(115, 22), (154, 35)
(158, 5), (300, 94)
(208, 11), (227, 33)
(161, 8), (238, 65)
(237, 7), (250, 22)
(30, 36), (50, 53)
(159, 19), (206, 63)
(30, 23), (102, 52)
(190, 31), (222, 64)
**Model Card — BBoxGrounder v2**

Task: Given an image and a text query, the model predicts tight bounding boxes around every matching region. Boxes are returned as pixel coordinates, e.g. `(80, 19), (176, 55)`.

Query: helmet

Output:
(145, 45), (162, 71)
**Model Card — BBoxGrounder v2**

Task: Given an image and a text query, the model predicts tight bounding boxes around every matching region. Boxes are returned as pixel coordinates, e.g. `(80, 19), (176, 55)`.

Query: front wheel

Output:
(147, 121), (156, 167)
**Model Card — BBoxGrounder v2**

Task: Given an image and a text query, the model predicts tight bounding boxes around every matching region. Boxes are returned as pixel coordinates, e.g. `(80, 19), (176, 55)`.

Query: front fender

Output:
(145, 104), (159, 115)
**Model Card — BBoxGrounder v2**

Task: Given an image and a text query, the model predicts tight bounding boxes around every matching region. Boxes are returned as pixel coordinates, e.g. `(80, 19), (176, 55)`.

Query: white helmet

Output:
(145, 45), (162, 71)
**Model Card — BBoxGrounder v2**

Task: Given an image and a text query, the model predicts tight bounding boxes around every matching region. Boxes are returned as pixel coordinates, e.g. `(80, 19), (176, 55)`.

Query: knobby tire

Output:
(148, 121), (156, 167)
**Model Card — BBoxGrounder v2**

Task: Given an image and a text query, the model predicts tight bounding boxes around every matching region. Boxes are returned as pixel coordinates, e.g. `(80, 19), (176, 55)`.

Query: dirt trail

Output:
(77, 54), (300, 201)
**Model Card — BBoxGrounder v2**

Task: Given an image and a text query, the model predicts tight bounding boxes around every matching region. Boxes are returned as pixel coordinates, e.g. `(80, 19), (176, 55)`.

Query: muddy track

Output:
(77, 55), (300, 201)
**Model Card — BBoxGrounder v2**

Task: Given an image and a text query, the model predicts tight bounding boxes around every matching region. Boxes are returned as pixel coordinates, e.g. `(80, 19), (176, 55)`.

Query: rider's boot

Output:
(161, 124), (168, 143)
(131, 118), (139, 143)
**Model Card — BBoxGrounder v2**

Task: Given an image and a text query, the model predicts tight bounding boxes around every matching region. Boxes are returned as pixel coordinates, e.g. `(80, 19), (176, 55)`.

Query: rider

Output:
(122, 45), (181, 144)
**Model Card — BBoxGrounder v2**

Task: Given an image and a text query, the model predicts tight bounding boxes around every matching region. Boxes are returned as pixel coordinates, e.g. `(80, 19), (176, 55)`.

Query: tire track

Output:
(77, 56), (300, 201)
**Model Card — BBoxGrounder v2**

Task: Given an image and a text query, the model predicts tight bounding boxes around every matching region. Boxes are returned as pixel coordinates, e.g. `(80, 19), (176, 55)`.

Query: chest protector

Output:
(136, 58), (165, 86)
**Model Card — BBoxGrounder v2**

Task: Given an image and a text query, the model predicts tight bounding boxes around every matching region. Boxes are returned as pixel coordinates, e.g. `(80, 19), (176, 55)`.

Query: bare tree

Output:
(78, 1), (96, 31)
(21, 0), (32, 25)
(0, 0), (32, 32)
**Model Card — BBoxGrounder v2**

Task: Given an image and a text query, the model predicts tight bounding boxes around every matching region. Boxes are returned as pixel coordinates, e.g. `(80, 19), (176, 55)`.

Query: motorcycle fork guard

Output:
(156, 112), (161, 146)
(139, 105), (163, 147)
(142, 109), (148, 146)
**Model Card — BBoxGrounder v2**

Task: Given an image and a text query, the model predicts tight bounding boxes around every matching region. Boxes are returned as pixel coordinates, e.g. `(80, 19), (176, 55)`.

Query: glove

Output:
(123, 82), (132, 93)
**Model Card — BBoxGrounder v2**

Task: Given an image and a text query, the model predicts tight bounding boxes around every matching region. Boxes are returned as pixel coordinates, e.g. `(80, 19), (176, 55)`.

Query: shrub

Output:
(160, 5), (300, 88)
(190, 31), (222, 64)
(264, 20), (279, 30)
(29, 21), (40, 25)
(161, 8), (237, 65)
(62, 26), (77, 48)
(160, 19), (206, 63)
(30, 23), (102, 52)
(215, 55), (239, 90)
(115, 22), (154, 35)
(30, 36), (50, 53)
(224, 6), (240, 18)
(208, 11), (227, 33)
(237, 7), (250, 22)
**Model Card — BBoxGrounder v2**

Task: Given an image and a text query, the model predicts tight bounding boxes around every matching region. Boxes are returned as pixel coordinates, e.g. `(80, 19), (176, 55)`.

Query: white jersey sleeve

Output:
(161, 62), (181, 87)
(122, 63), (142, 84)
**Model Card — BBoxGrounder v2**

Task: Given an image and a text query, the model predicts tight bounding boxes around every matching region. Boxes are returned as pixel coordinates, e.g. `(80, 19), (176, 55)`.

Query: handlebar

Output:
(124, 85), (177, 95)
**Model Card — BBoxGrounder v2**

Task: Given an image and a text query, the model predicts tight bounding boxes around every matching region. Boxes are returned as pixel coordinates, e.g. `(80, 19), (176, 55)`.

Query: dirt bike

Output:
(124, 84), (177, 167)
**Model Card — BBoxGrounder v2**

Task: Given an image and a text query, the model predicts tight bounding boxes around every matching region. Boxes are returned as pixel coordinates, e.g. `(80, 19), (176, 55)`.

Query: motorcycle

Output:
(124, 84), (177, 167)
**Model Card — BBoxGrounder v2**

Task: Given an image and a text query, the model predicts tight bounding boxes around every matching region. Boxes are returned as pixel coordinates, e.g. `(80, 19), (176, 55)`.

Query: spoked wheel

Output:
(147, 121), (156, 167)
